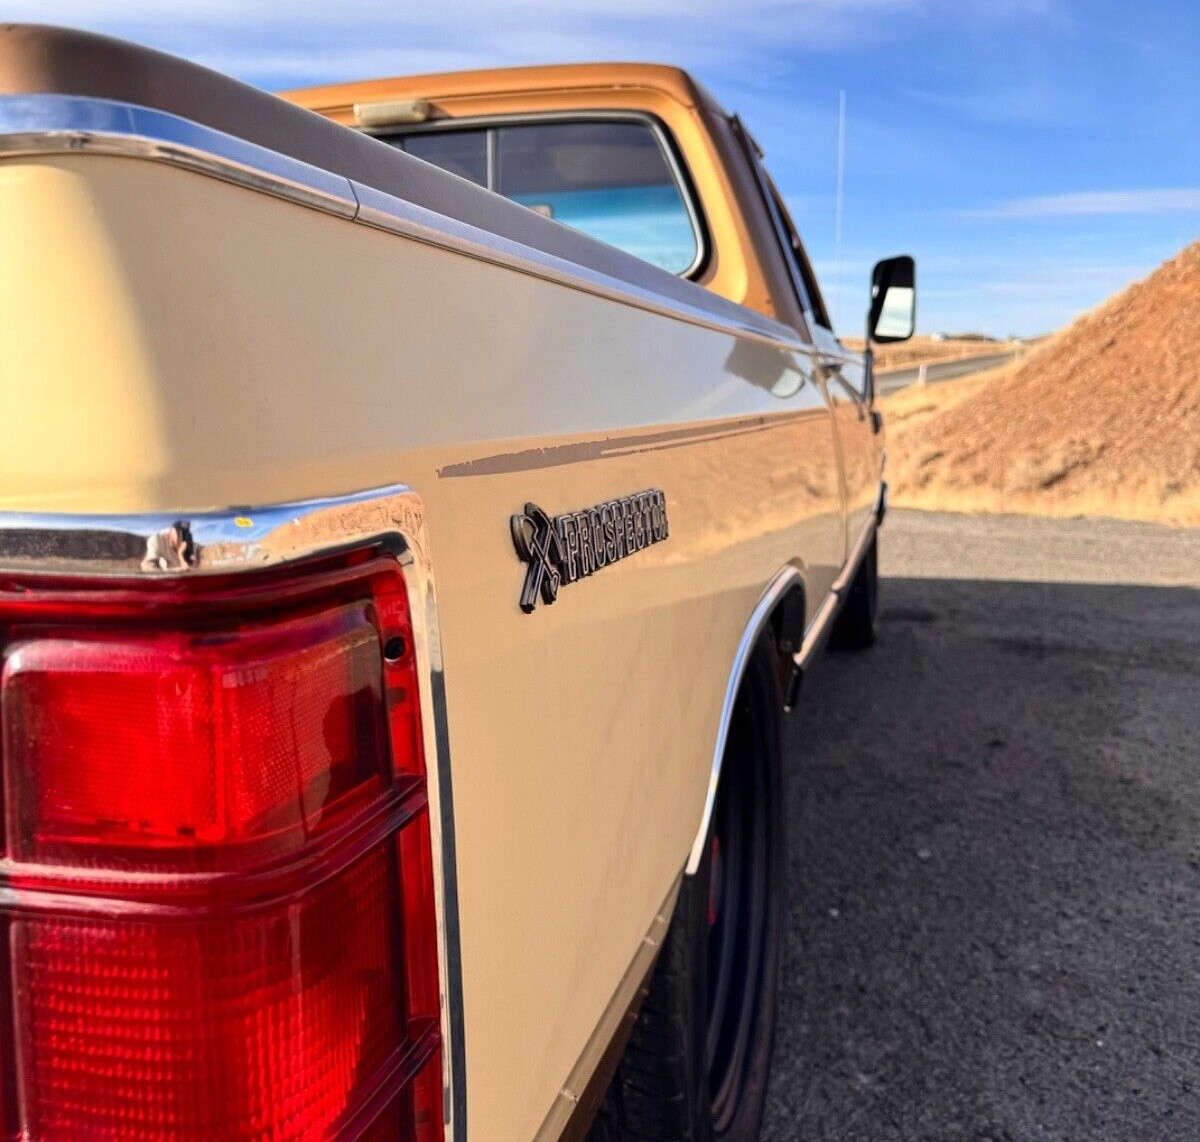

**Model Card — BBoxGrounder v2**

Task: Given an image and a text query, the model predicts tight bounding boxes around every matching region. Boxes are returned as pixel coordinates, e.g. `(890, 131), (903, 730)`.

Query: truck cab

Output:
(286, 65), (883, 587)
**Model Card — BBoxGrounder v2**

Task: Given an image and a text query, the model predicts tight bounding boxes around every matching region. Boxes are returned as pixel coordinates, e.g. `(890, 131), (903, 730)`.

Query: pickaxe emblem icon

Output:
(510, 503), (564, 613)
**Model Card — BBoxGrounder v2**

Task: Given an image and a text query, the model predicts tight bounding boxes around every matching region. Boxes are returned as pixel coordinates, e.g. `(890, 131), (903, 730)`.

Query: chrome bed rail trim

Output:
(0, 94), (356, 217)
(0, 486), (467, 1141)
(351, 180), (801, 351)
(0, 93), (805, 355)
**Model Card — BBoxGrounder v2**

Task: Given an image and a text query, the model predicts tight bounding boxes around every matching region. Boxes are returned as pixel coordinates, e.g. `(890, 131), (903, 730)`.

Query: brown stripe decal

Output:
(438, 412), (812, 479)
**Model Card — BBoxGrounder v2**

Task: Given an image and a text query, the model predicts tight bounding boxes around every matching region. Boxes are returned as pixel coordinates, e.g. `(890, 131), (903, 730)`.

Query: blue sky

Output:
(15, 0), (1200, 336)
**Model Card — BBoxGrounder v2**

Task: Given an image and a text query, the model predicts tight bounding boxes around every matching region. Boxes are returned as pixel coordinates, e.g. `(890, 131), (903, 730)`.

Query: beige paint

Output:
(0, 147), (875, 1140)
(282, 61), (883, 528)
(809, 322), (884, 551)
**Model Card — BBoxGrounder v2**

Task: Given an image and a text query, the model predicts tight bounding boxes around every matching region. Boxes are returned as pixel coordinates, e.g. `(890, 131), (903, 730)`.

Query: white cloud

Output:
(972, 189), (1200, 219)
(20, 0), (929, 84)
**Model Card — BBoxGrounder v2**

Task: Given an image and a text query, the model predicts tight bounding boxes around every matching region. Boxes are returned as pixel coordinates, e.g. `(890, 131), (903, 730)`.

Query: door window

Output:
(387, 118), (703, 275)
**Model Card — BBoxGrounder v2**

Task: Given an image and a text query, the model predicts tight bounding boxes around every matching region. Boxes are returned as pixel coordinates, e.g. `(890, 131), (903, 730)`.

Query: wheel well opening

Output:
(767, 582), (805, 704)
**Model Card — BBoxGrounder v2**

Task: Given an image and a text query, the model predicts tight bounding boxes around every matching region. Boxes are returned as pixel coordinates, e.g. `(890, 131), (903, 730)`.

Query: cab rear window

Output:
(387, 119), (702, 276)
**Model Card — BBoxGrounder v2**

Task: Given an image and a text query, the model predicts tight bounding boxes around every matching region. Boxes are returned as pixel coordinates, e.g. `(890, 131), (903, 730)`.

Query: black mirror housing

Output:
(868, 255), (916, 344)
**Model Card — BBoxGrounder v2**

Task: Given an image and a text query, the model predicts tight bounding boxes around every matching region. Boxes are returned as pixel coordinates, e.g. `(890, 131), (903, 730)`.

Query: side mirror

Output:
(868, 255), (916, 343)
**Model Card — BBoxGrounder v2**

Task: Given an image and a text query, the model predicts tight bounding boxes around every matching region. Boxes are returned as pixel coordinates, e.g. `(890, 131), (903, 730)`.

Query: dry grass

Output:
(845, 336), (1019, 371)
(880, 242), (1200, 528)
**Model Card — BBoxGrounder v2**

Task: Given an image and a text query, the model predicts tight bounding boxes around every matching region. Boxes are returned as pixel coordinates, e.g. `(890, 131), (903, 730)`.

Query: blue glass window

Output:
(393, 120), (701, 276)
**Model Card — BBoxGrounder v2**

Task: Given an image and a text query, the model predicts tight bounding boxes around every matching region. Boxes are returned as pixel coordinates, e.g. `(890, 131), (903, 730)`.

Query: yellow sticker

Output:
(233, 516), (254, 528)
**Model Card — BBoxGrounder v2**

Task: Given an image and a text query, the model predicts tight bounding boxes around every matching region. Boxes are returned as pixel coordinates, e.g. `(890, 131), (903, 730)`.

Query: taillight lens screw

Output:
(383, 635), (407, 663)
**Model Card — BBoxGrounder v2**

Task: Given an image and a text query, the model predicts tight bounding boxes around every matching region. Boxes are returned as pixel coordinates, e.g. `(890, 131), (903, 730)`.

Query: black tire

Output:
(831, 534), (878, 651)
(590, 633), (785, 1142)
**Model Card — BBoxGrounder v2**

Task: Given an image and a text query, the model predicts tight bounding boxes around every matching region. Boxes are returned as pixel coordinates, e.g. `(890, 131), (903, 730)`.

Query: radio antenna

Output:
(834, 88), (846, 332)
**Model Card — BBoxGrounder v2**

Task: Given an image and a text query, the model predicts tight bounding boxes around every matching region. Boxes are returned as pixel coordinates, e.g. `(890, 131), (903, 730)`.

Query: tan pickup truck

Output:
(0, 24), (916, 1142)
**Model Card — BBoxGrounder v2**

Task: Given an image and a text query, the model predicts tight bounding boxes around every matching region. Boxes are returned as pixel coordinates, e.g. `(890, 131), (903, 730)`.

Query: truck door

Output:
(740, 145), (878, 567)
(809, 321), (880, 557)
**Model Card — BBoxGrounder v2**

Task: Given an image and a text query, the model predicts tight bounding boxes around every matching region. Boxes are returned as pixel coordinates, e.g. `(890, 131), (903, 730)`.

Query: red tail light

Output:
(0, 553), (444, 1141)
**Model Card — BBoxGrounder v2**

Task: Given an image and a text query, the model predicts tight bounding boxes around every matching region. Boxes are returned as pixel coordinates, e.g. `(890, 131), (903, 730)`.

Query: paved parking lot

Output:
(763, 511), (1200, 1141)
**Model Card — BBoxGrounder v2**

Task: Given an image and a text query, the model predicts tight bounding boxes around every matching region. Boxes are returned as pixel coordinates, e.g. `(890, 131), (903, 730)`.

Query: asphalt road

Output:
(762, 510), (1200, 1141)
(877, 351), (1020, 394)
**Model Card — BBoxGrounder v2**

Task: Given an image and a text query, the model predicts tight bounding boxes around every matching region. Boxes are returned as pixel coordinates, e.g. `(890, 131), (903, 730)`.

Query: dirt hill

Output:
(885, 240), (1200, 526)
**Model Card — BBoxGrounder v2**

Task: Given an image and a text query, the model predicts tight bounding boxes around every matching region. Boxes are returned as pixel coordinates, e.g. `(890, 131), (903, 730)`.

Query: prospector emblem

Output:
(511, 489), (670, 613)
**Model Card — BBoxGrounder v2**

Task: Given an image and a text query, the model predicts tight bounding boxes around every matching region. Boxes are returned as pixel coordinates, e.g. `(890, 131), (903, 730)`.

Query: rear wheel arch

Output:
(685, 566), (801, 876)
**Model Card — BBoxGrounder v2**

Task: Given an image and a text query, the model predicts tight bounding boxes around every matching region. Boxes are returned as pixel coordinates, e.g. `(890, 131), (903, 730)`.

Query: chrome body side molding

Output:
(830, 482), (885, 600)
(0, 94), (805, 356)
(785, 480), (887, 709)
(532, 877), (682, 1142)
(0, 486), (467, 1142)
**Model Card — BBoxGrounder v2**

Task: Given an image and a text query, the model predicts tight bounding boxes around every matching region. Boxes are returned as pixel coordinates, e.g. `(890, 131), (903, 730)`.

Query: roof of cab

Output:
(282, 62), (729, 121)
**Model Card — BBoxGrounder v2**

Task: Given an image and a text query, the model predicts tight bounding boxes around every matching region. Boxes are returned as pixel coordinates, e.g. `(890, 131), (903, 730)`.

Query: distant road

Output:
(876, 348), (1021, 394)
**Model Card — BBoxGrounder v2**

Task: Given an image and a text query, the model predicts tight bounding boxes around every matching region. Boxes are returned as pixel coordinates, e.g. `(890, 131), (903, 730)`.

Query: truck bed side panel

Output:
(0, 153), (844, 1140)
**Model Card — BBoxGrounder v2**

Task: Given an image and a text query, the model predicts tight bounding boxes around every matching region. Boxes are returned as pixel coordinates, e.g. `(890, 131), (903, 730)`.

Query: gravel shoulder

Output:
(762, 510), (1200, 1140)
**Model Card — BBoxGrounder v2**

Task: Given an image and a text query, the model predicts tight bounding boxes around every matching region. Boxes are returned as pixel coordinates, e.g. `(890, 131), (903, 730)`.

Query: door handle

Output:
(819, 359), (867, 420)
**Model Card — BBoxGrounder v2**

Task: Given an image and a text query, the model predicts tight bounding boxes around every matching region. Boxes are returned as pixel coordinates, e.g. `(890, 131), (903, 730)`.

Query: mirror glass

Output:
(868, 255), (916, 343)
(875, 286), (915, 340)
